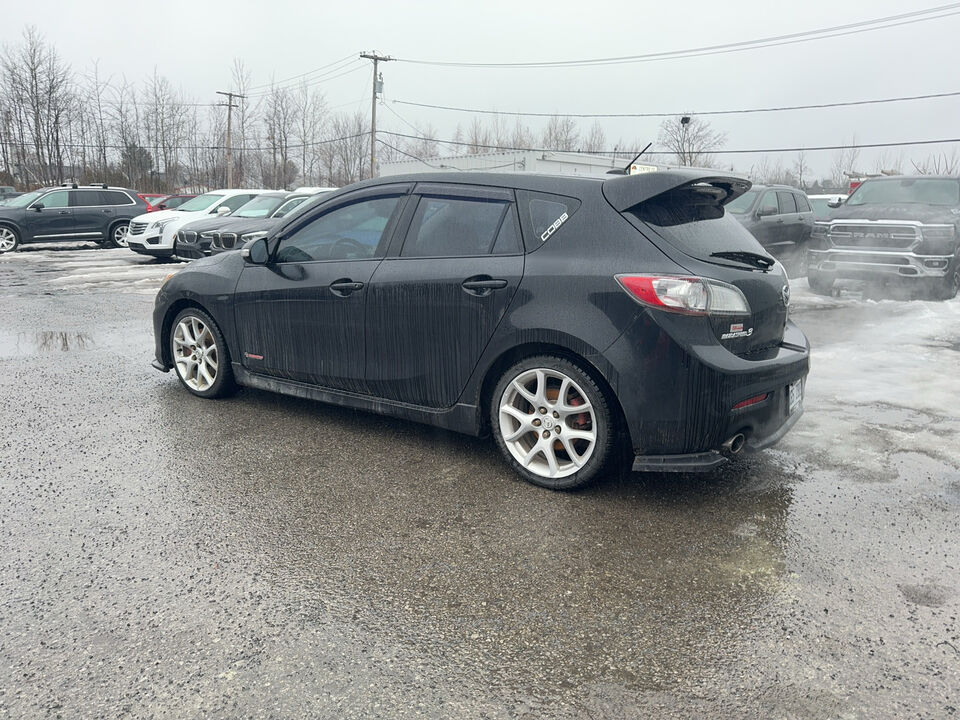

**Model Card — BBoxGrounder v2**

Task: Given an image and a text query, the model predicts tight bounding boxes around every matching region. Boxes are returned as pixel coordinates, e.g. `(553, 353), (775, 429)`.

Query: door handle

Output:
(330, 279), (364, 296)
(58, 210), (69, 215)
(462, 278), (508, 290)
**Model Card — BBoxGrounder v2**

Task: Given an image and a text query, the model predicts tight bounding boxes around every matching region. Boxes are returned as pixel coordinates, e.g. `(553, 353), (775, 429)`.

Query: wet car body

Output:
(808, 176), (960, 298)
(152, 170), (809, 484)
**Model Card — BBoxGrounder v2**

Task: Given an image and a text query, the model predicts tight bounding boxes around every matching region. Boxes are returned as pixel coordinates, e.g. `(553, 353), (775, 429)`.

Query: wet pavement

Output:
(1, 245), (958, 718)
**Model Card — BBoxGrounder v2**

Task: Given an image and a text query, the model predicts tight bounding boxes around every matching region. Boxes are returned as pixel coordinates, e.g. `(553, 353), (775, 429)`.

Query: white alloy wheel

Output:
(498, 367), (598, 479)
(0, 226), (18, 252)
(173, 315), (220, 392)
(112, 223), (130, 247)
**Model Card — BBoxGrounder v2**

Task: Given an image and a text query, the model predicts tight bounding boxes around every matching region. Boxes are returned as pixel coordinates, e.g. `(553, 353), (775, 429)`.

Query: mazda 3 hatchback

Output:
(152, 170), (809, 489)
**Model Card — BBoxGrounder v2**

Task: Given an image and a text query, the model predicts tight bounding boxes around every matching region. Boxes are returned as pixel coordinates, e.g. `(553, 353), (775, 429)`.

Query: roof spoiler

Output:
(601, 168), (752, 211)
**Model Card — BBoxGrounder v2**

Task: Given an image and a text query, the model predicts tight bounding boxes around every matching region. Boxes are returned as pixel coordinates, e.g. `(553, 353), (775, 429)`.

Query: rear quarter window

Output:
(516, 190), (581, 252)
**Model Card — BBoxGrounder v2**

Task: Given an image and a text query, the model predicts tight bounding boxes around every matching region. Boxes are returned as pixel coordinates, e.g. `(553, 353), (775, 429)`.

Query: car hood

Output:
(828, 203), (960, 224)
(131, 209), (175, 225)
(179, 216), (248, 234)
(213, 217), (281, 235)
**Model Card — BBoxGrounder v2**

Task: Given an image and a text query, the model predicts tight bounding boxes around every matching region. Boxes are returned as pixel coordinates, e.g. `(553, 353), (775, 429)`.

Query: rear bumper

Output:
(809, 248), (952, 279)
(605, 315), (809, 464)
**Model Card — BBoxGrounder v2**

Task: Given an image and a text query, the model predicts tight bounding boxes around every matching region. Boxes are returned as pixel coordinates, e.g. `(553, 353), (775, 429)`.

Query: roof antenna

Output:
(606, 142), (653, 175)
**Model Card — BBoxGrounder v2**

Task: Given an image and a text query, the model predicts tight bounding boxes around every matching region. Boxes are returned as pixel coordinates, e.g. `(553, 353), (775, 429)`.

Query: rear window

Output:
(623, 184), (763, 259)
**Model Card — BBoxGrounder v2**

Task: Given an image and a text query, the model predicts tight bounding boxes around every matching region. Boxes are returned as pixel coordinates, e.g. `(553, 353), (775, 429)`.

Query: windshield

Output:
(175, 193), (223, 212)
(724, 190), (757, 214)
(234, 195), (286, 218)
(5, 190), (44, 208)
(847, 178), (960, 207)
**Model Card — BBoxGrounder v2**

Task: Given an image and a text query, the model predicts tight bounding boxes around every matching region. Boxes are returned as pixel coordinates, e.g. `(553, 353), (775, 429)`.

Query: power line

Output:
(245, 53), (358, 92)
(391, 89), (960, 119)
(396, 3), (960, 68)
(243, 62), (367, 99)
(378, 129), (960, 156)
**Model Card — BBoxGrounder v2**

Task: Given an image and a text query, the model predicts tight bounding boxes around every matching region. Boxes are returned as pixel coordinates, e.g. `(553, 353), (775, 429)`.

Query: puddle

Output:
(0, 330), (95, 356)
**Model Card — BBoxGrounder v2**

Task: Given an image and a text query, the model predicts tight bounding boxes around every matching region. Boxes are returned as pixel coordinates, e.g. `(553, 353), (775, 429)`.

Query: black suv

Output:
(725, 184), (815, 276)
(152, 170), (809, 490)
(0, 184), (148, 253)
(808, 175), (960, 299)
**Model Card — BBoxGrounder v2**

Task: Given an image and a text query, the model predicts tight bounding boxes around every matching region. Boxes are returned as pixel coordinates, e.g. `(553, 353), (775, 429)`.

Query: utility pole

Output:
(359, 52), (393, 179)
(216, 90), (245, 188)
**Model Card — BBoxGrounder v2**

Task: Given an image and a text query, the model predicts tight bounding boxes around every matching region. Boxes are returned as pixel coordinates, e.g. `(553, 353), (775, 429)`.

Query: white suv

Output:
(127, 189), (269, 258)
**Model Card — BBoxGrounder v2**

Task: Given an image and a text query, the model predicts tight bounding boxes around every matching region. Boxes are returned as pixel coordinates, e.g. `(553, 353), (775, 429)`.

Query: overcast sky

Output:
(2, 0), (958, 181)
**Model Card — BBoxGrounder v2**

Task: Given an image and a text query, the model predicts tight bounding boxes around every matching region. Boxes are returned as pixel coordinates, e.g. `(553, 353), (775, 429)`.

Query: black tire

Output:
(490, 355), (617, 490)
(0, 224), (20, 253)
(807, 270), (835, 296)
(107, 221), (130, 249)
(169, 307), (236, 399)
(927, 262), (960, 301)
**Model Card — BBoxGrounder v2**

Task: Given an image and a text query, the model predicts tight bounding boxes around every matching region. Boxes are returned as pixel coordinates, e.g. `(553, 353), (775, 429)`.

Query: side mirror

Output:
(756, 206), (777, 218)
(32, 202), (44, 211)
(216, 206), (231, 216)
(241, 237), (269, 265)
(156, 203), (167, 210)
(826, 198), (843, 208)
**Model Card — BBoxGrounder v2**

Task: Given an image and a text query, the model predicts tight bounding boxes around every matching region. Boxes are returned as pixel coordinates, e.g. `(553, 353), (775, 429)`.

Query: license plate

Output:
(788, 379), (803, 415)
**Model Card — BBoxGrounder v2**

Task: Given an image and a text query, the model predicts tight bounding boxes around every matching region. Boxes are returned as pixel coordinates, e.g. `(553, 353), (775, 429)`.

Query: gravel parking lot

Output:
(1, 245), (958, 718)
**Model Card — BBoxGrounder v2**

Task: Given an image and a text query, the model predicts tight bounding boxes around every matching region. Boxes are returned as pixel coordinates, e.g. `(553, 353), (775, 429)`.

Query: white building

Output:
(380, 150), (654, 178)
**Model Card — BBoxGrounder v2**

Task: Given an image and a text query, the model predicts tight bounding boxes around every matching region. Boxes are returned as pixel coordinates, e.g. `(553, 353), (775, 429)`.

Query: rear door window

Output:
(71, 190), (106, 207)
(777, 191), (797, 214)
(400, 196), (510, 257)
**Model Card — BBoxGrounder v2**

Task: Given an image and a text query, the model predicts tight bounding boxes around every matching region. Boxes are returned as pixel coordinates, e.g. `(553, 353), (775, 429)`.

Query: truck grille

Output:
(129, 221), (147, 235)
(828, 223), (918, 249)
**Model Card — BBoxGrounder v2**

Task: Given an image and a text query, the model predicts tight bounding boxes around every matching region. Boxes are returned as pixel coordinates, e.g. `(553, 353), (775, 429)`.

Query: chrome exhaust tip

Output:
(721, 433), (746, 456)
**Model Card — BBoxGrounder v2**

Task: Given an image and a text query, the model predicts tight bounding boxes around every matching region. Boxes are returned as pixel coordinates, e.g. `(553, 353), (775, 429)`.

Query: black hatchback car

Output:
(0, 184), (148, 252)
(152, 170), (809, 489)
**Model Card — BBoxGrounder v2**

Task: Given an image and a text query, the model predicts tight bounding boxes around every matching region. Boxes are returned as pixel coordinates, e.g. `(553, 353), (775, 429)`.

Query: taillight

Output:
(615, 275), (751, 316)
(732, 393), (768, 410)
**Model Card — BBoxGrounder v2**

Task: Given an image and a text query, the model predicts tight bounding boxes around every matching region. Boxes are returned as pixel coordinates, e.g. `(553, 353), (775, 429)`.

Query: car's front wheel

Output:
(170, 308), (236, 398)
(108, 221), (130, 248)
(807, 269), (835, 296)
(927, 262), (960, 300)
(0, 225), (20, 253)
(491, 356), (616, 490)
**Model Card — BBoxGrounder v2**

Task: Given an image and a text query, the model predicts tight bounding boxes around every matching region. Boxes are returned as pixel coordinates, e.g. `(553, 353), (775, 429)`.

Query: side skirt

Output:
(232, 363), (482, 436)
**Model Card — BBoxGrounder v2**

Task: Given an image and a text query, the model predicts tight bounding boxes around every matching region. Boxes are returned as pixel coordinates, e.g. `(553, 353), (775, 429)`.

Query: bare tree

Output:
(911, 149), (959, 175)
(657, 115), (726, 168)
(581, 121), (606, 153)
(793, 151), (809, 190)
(541, 116), (578, 151)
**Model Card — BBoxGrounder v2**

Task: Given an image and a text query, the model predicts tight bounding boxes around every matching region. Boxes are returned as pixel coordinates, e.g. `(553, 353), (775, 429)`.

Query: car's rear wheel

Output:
(807, 270), (834, 296)
(491, 355), (615, 490)
(0, 225), (20, 253)
(108, 221), (130, 248)
(170, 308), (235, 398)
